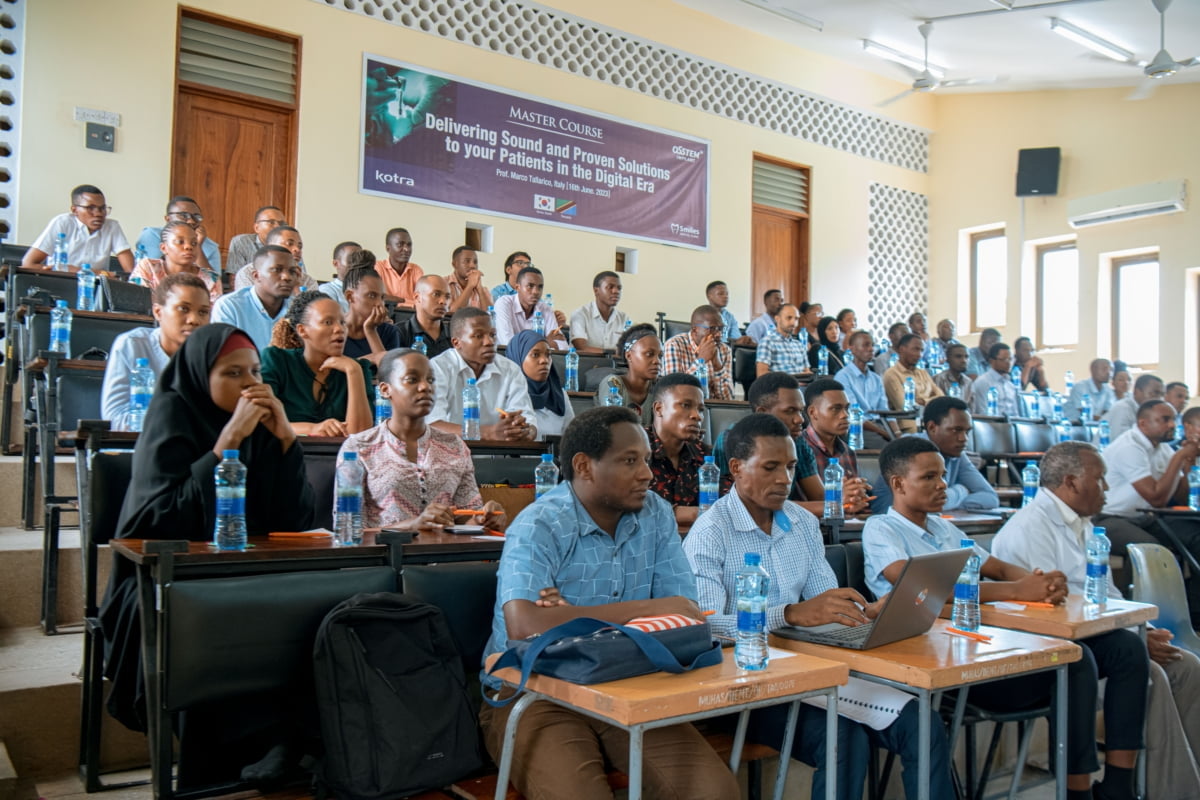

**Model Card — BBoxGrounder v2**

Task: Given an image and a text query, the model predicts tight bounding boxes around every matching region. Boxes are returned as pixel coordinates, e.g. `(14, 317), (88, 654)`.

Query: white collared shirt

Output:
(494, 294), (566, 350)
(32, 213), (131, 267)
(1101, 427), (1180, 516)
(568, 300), (628, 350)
(429, 348), (535, 430)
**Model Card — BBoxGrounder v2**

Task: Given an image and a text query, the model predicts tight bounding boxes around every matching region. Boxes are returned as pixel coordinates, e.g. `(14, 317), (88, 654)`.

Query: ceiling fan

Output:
(876, 22), (999, 108)
(1126, 0), (1198, 100)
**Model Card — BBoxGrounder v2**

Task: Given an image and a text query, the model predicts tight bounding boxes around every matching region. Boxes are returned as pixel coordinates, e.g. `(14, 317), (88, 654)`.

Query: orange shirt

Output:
(375, 259), (424, 303)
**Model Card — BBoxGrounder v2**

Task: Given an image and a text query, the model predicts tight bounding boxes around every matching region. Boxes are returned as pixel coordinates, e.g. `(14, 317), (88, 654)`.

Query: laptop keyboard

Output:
(805, 621), (876, 645)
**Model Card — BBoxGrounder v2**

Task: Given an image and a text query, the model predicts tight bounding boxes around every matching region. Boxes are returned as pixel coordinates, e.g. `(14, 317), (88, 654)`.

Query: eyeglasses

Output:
(512, 260), (533, 268)
(255, 218), (284, 227)
(168, 211), (204, 222)
(73, 204), (111, 214)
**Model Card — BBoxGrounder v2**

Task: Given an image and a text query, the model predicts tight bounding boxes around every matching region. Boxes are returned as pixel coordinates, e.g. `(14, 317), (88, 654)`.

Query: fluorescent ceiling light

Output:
(738, 0), (823, 32)
(987, 0), (1014, 8)
(1050, 17), (1134, 62)
(862, 39), (945, 78)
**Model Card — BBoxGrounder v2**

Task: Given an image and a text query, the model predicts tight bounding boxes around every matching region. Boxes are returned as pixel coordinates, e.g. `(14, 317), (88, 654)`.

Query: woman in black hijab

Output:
(504, 329), (574, 439)
(100, 323), (315, 787)
(807, 315), (846, 374)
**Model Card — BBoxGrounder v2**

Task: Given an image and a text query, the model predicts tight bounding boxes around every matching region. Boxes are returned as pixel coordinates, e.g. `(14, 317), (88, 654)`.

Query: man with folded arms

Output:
(863, 437), (1121, 800)
(992, 441), (1197, 800)
(479, 406), (739, 800)
(685, 413), (954, 800)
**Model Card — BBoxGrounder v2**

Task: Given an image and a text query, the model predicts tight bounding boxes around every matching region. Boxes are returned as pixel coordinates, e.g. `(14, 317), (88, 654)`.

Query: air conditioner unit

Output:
(1067, 180), (1187, 229)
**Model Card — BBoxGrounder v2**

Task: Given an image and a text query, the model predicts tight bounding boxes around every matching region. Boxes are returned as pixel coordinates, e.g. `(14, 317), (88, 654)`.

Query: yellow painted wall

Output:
(16, 0), (933, 328)
(929, 84), (1200, 386)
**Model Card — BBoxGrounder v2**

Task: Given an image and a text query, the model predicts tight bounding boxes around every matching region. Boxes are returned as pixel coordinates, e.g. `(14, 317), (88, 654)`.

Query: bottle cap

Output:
(222, 449), (239, 459)
(960, 538), (974, 548)
(56, 299), (68, 308)
(343, 451), (358, 461)
(829, 457), (839, 466)
(1093, 526), (1106, 536)
(415, 335), (423, 342)
(744, 552), (761, 567)
(81, 263), (91, 271)
(135, 357), (149, 368)
(467, 377), (476, 385)
(568, 346), (576, 353)
(704, 455), (714, 464)
(540, 453), (553, 462)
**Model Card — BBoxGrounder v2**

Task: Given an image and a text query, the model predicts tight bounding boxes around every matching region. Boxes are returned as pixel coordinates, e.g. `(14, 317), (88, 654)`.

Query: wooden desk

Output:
(771, 620), (1081, 800)
(487, 647), (848, 800)
(822, 510), (1006, 544)
(945, 596), (1158, 640)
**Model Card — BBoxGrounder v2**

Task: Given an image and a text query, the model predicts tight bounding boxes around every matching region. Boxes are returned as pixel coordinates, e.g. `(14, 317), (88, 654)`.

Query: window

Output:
(970, 229), (1007, 330)
(1037, 243), (1078, 348)
(1114, 255), (1160, 367)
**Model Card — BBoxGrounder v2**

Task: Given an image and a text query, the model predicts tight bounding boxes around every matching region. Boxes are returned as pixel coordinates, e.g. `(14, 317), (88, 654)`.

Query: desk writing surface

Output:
(824, 511), (1003, 535)
(770, 619), (1080, 691)
(940, 596), (1157, 640)
(485, 648), (847, 726)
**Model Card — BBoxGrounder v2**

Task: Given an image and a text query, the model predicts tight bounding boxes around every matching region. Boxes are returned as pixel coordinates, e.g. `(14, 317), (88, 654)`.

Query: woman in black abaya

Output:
(100, 323), (315, 788)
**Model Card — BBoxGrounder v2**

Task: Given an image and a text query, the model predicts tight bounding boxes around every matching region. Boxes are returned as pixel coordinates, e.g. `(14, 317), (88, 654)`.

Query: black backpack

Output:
(311, 592), (483, 799)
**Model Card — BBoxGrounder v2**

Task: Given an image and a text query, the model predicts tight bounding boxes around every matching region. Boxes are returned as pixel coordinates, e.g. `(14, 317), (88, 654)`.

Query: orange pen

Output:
(945, 627), (992, 643)
(702, 610), (717, 616)
(1021, 601), (1056, 609)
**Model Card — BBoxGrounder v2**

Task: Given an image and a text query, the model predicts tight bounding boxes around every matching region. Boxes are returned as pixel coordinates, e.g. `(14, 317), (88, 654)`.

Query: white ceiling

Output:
(673, 0), (1200, 98)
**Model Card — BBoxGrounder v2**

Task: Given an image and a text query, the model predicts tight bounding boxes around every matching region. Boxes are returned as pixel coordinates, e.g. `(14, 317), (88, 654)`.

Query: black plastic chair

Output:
(732, 346), (757, 398)
(703, 400), (751, 448)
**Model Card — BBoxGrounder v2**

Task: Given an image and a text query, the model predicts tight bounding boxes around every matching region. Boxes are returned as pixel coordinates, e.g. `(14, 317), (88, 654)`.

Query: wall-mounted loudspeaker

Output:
(1016, 147), (1061, 197)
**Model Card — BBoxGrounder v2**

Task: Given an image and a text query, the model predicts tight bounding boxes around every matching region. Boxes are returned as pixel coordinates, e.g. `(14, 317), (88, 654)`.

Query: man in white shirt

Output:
(494, 266), (567, 350)
(968, 342), (1021, 417)
(992, 441), (1200, 800)
(24, 184), (135, 273)
(569, 270), (627, 353)
(1102, 373), (1164, 439)
(429, 307), (536, 440)
(1062, 358), (1115, 422)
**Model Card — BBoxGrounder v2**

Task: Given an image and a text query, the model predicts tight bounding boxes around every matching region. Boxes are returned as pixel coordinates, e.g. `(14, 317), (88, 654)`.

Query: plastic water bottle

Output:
(1058, 419), (1072, 443)
(531, 310), (545, 335)
(1010, 365), (1022, 389)
(699, 455), (719, 512)
(603, 383), (623, 406)
(128, 357), (154, 432)
(1080, 393), (1092, 422)
(1064, 370), (1075, 395)
(76, 263), (96, 311)
(53, 232), (69, 271)
(565, 346), (579, 392)
(735, 553), (770, 671)
(1176, 417), (1185, 444)
(213, 450), (247, 551)
(1021, 462), (1039, 507)
(334, 452), (364, 546)
(50, 300), (72, 356)
(1097, 420), (1110, 450)
(848, 403), (864, 450)
(374, 383), (391, 427)
(1188, 466), (1200, 512)
(462, 377), (480, 440)
(624, 319), (632, 331)
(487, 304), (497, 331)
(543, 293), (554, 317)
(1085, 526), (1111, 607)
(134, 243), (147, 266)
(889, 351), (899, 369)
(695, 359), (709, 399)
(823, 457), (844, 519)
(903, 376), (916, 411)
(534, 453), (558, 499)
(412, 334), (427, 356)
(818, 346), (829, 376)
(948, 381), (962, 399)
(952, 539), (981, 632)
(1051, 392), (1064, 422)
(986, 386), (999, 416)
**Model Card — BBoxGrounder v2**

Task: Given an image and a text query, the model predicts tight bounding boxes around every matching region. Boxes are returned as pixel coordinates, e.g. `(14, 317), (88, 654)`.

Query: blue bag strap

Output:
(484, 617), (722, 707)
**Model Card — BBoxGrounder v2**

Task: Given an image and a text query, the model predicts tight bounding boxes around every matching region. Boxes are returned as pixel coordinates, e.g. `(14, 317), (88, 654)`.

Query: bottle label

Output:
(954, 582), (979, 603)
(464, 405), (480, 421)
(736, 609), (765, 632)
(336, 493), (362, 513)
(1086, 562), (1107, 578)
(216, 492), (245, 517)
(824, 486), (839, 504)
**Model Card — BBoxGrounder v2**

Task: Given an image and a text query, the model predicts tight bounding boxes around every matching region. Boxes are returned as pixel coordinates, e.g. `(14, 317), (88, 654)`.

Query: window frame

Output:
(1035, 241), (1079, 350)
(1112, 253), (1161, 369)
(969, 228), (1006, 332)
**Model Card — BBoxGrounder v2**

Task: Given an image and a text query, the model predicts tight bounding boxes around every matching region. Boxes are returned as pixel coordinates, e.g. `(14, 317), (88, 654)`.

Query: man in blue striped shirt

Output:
(685, 413), (954, 800)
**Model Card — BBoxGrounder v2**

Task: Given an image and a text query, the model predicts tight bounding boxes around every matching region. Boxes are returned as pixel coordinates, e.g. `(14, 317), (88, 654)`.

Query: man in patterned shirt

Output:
(479, 406), (739, 800)
(684, 413), (954, 800)
(755, 303), (810, 377)
(803, 378), (880, 512)
(660, 305), (734, 400)
(647, 373), (708, 526)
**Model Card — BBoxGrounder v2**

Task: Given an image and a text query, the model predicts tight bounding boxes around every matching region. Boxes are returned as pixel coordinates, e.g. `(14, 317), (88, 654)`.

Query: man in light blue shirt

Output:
(705, 280), (754, 346)
(135, 196), (221, 277)
(1062, 358), (1116, 422)
(745, 288), (784, 343)
(210, 245), (297, 350)
(834, 330), (896, 448)
(685, 413), (953, 800)
(316, 240), (363, 315)
(968, 342), (1022, 417)
(477, 406), (739, 800)
(965, 328), (1000, 379)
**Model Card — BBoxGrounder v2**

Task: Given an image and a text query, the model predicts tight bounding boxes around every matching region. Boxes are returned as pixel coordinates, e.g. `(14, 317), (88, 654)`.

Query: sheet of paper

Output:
(802, 676), (914, 730)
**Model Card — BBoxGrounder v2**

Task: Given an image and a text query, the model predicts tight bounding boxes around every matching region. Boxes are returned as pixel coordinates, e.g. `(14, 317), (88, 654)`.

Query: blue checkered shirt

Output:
(482, 482), (697, 687)
(755, 327), (809, 374)
(861, 508), (990, 599)
(683, 488), (835, 637)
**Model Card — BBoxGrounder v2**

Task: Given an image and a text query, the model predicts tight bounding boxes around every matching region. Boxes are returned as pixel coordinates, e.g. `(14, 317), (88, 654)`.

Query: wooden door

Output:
(751, 204), (809, 312)
(170, 86), (296, 259)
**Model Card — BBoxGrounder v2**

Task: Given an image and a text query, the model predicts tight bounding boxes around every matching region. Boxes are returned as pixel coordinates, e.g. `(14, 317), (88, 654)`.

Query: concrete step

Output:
(0, 627), (147, 779)
(0, 528), (114, 630)
(0, 454), (79, 530)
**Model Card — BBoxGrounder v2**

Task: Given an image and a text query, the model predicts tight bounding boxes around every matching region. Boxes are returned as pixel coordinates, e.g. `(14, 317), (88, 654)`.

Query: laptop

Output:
(773, 548), (971, 650)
